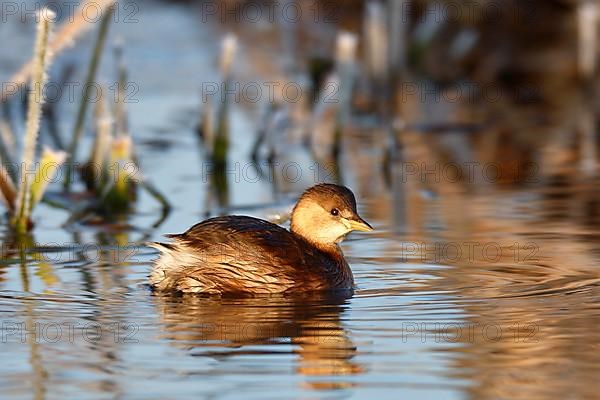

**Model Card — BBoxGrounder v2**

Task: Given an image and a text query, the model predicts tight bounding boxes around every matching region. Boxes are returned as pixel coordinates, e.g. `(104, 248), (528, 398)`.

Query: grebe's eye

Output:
(331, 208), (339, 216)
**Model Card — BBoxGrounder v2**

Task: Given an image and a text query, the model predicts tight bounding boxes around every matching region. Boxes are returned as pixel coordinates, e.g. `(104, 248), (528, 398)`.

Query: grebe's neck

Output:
(291, 229), (345, 259)
(291, 230), (353, 287)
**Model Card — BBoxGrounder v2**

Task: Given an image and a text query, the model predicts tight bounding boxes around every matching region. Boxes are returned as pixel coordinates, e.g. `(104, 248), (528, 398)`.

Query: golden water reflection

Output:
(154, 293), (363, 390)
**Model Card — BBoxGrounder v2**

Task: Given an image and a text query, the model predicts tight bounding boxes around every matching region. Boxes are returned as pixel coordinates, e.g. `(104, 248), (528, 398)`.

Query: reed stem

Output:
(0, 120), (18, 182)
(0, 165), (17, 211)
(64, 3), (115, 190)
(212, 35), (237, 167)
(364, 1), (389, 83)
(12, 10), (54, 234)
(578, 1), (599, 79)
(114, 38), (129, 136)
(335, 32), (358, 128)
(1, 0), (117, 103)
(388, 0), (409, 76)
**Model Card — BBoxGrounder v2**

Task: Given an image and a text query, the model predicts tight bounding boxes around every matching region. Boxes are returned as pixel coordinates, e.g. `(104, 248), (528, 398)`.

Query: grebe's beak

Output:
(347, 216), (373, 232)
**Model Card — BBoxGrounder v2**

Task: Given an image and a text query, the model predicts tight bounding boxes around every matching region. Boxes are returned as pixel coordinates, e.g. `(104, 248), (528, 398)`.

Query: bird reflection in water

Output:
(153, 292), (363, 389)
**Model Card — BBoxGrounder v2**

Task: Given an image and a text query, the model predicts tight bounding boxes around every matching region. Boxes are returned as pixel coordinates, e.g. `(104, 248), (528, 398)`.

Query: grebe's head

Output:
(290, 184), (372, 248)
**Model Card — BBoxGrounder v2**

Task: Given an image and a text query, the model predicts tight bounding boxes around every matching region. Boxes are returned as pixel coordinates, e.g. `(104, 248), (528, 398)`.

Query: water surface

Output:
(1, 1), (599, 399)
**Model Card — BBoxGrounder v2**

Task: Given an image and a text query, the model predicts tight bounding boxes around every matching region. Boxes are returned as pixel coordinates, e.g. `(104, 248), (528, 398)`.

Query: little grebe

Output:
(149, 183), (372, 294)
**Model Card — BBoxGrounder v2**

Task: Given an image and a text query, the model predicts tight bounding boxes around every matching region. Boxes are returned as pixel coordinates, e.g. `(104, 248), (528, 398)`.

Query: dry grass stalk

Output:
(1, 0), (117, 102)
(364, 1), (389, 81)
(0, 165), (17, 211)
(64, 2), (116, 189)
(12, 10), (55, 233)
